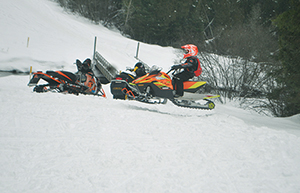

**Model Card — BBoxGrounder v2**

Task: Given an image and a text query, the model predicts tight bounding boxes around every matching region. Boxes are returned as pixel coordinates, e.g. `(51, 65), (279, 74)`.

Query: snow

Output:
(1, 0), (300, 192)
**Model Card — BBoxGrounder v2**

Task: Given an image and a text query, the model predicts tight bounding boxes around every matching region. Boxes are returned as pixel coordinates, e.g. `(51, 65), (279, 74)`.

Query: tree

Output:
(55, 0), (122, 26)
(126, 0), (204, 46)
(270, 0), (300, 116)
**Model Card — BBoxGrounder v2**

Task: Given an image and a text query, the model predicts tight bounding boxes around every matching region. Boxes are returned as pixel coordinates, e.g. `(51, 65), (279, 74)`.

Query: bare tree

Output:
(198, 52), (277, 114)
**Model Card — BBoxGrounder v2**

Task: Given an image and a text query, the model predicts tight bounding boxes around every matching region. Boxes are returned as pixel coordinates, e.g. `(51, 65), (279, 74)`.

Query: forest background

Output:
(53, 0), (300, 117)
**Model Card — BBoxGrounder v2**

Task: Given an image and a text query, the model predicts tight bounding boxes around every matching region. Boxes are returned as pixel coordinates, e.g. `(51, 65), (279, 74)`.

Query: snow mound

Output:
(1, 0), (300, 192)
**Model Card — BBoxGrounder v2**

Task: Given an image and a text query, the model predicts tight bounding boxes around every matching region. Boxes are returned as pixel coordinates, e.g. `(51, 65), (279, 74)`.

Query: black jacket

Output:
(181, 56), (199, 72)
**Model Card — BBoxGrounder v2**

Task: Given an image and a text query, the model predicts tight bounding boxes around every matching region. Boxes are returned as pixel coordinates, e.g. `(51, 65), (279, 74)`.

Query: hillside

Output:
(0, 0), (300, 192)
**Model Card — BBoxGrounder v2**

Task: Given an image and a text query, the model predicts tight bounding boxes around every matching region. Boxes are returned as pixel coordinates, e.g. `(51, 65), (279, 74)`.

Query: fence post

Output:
(29, 66), (32, 80)
(93, 36), (97, 61)
(27, 37), (30, 48)
(135, 42), (140, 59)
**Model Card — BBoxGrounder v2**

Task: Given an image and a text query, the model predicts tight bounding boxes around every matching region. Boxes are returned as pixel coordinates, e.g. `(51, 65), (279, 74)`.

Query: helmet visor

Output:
(182, 48), (189, 54)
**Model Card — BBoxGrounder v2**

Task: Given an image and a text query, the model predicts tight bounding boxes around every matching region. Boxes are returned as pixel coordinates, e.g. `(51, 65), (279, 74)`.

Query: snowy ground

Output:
(1, 0), (300, 192)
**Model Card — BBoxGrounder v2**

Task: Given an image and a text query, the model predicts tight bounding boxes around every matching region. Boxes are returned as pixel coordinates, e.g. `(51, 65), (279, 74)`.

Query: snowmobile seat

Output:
(46, 70), (77, 83)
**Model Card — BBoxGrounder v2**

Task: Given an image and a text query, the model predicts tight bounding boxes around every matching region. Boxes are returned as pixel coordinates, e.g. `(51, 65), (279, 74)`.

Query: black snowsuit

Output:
(172, 56), (200, 96)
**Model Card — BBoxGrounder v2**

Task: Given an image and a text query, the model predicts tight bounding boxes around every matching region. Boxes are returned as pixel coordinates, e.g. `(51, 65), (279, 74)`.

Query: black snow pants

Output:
(172, 70), (194, 96)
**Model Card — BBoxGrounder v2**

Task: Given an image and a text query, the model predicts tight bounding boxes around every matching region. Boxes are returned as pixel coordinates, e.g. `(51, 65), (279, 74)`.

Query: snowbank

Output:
(1, 0), (300, 192)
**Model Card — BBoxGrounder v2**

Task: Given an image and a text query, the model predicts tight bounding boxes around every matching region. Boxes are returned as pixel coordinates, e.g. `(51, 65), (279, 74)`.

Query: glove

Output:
(171, 65), (181, 70)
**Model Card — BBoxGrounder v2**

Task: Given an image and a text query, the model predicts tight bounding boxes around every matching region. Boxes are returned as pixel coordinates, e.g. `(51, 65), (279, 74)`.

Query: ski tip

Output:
(204, 94), (220, 99)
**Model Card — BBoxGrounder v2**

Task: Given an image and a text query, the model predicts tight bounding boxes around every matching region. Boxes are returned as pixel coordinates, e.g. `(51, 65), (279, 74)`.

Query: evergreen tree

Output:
(127, 0), (204, 46)
(271, 0), (300, 116)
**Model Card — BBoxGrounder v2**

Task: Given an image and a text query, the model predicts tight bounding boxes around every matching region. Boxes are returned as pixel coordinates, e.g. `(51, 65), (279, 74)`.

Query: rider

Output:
(129, 62), (147, 78)
(114, 62), (146, 84)
(171, 44), (202, 97)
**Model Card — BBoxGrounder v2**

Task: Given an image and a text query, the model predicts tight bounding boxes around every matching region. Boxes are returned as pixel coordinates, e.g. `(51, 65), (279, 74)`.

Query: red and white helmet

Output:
(181, 44), (198, 58)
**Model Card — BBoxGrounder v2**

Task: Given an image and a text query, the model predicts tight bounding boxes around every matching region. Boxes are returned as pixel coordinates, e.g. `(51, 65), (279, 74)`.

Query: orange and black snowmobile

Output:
(110, 62), (147, 99)
(110, 66), (220, 109)
(28, 59), (106, 97)
(110, 69), (138, 100)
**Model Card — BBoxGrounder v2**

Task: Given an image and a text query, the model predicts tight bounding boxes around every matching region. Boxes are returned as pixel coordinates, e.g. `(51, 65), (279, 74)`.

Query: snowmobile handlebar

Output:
(166, 69), (173, 74)
(167, 65), (181, 74)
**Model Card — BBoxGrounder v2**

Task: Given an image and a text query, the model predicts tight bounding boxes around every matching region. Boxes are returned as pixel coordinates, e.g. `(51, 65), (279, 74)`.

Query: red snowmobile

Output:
(110, 66), (220, 109)
(28, 59), (106, 97)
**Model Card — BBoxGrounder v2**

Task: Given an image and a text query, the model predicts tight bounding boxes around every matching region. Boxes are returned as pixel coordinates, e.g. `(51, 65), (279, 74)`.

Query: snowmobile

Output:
(110, 62), (147, 99)
(28, 59), (106, 97)
(110, 66), (220, 110)
(110, 70), (138, 99)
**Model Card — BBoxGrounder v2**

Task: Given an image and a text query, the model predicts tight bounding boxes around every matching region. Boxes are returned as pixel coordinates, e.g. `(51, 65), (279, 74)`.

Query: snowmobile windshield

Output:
(149, 65), (162, 75)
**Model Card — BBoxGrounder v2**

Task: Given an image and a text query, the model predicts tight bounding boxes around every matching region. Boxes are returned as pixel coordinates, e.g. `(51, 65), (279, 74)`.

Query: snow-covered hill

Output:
(0, 0), (176, 73)
(1, 0), (300, 192)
